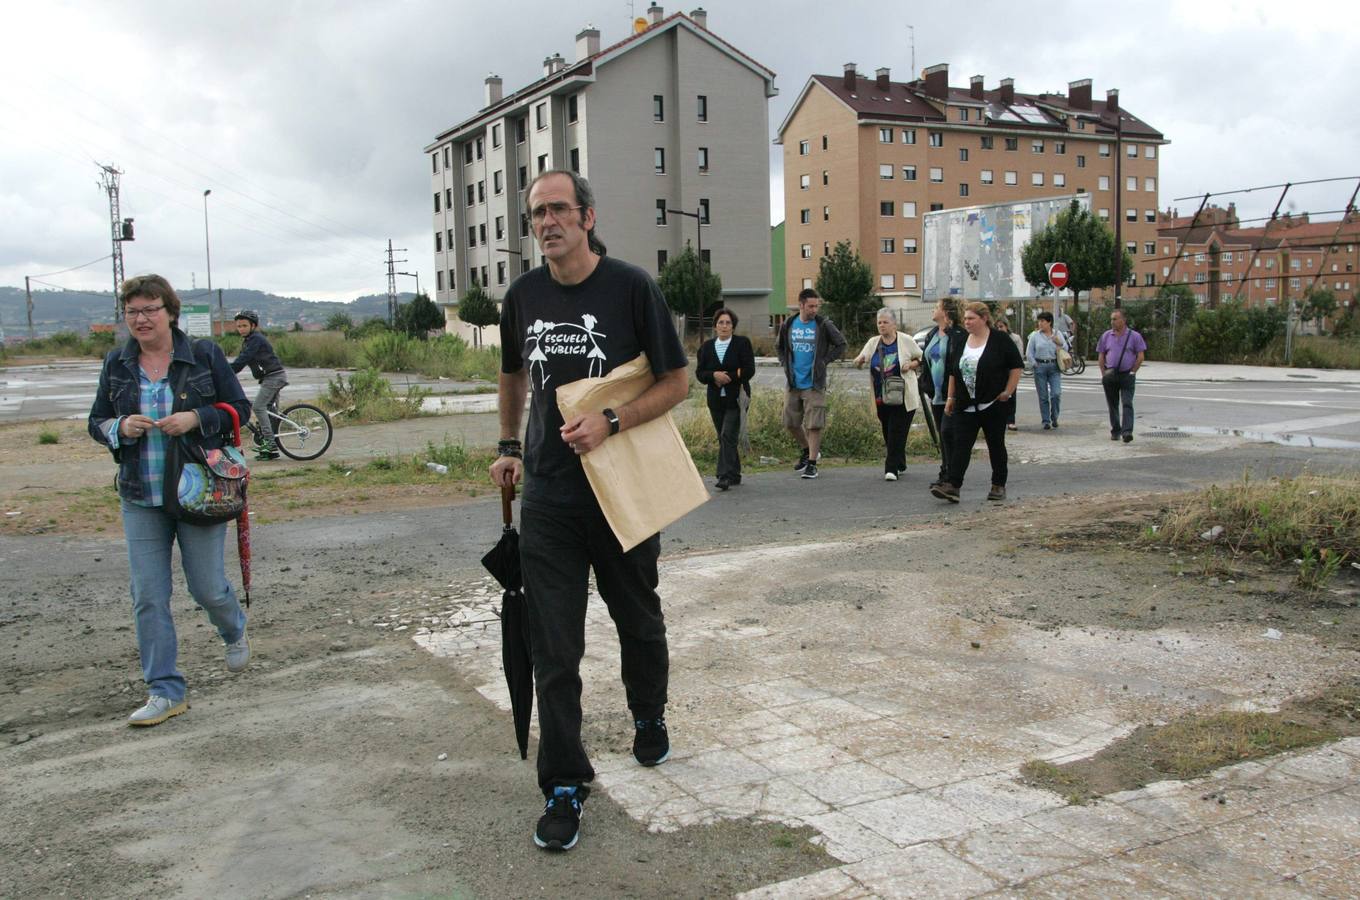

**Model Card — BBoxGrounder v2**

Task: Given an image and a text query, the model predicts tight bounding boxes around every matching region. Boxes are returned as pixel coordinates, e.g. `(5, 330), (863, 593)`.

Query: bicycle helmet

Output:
(234, 309), (260, 325)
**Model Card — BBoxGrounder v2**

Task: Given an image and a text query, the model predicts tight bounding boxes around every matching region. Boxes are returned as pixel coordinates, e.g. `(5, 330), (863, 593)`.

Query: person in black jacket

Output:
(919, 299), (964, 490)
(695, 308), (755, 491)
(230, 310), (288, 460)
(931, 301), (1023, 503)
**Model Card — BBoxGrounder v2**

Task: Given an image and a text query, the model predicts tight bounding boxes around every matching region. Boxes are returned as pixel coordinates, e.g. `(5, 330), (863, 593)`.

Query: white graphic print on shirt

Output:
(524, 314), (608, 388)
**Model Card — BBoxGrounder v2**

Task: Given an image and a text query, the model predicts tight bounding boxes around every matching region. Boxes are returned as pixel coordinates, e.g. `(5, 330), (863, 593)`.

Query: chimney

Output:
(484, 74), (503, 106)
(543, 55), (555, 77)
(1105, 88), (1119, 112)
(875, 67), (890, 92)
(1067, 78), (1091, 110)
(999, 77), (1014, 105)
(648, 4), (664, 24)
(969, 74), (984, 100)
(923, 63), (948, 100)
(689, 7), (707, 28)
(575, 25), (600, 61)
(842, 62), (857, 91)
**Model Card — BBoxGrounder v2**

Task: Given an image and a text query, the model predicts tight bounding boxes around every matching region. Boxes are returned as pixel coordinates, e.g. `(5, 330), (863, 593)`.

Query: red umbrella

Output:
(214, 402), (252, 606)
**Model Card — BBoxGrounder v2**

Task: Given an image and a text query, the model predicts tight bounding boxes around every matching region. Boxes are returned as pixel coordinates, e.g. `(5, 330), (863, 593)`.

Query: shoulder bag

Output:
(163, 360), (249, 525)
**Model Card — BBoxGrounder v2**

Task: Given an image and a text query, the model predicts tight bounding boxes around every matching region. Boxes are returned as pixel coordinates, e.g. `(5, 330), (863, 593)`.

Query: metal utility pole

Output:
(398, 271), (421, 297)
(1112, 116), (1123, 309)
(385, 240), (408, 325)
(98, 164), (134, 320)
(666, 206), (706, 341)
(24, 276), (35, 339)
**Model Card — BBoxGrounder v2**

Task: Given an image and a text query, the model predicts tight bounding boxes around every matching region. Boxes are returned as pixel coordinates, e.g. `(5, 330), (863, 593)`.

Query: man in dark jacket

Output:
(230, 310), (288, 460)
(775, 288), (847, 479)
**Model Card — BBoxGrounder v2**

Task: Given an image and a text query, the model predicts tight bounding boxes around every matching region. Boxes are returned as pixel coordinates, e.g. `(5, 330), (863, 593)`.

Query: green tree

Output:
(1301, 286), (1338, 333)
(395, 292), (444, 340)
(658, 242), (722, 340)
(815, 240), (875, 343)
(457, 283), (500, 347)
(1021, 200), (1133, 347)
(325, 312), (354, 333)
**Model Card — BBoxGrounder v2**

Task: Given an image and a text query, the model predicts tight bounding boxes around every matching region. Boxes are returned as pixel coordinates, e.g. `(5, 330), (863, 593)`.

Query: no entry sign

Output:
(1046, 262), (1069, 289)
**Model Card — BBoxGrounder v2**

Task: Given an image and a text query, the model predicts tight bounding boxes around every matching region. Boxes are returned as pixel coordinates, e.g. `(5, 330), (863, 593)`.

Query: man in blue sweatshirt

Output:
(230, 310), (288, 460)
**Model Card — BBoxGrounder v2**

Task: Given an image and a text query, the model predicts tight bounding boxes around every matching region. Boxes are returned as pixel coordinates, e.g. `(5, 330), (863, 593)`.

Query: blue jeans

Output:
(1032, 362), (1062, 426)
(121, 499), (246, 702)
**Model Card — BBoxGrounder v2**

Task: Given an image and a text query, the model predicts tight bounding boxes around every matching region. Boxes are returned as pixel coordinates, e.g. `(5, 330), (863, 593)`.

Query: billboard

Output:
(922, 193), (1091, 301)
(181, 304), (213, 337)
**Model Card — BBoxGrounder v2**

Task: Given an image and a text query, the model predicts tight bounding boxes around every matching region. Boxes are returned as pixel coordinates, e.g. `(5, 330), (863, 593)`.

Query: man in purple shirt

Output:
(1097, 308), (1148, 443)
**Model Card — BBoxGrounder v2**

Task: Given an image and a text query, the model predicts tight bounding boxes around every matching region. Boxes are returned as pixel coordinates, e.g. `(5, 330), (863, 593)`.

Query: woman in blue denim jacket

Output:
(88, 274), (253, 727)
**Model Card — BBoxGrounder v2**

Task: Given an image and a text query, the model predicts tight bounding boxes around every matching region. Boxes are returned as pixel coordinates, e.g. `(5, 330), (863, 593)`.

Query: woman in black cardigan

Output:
(931, 301), (1023, 503)
(695, 308), (755, 491)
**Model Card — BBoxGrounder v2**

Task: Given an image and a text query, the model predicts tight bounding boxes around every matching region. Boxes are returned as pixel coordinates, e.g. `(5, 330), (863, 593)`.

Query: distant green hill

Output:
(0, 286), (406, 338)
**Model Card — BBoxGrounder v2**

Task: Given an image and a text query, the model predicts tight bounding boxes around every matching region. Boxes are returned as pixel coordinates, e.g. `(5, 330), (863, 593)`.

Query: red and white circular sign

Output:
(1047, 262), (1069, 289)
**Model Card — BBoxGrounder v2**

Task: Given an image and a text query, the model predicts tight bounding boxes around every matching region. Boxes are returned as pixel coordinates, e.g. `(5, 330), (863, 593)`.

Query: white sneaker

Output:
(128, 695), (188, 727)
(226, 627), (250, 673)
(884, 472), (897, 482)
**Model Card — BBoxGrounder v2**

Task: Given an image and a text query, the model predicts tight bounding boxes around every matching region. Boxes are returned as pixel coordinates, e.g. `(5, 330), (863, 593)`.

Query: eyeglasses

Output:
(529, 202), (583, 224)
(124, 304), (165, 321)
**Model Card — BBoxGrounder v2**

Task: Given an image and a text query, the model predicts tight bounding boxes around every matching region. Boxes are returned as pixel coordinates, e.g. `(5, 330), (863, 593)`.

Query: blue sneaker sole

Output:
(533, 831), (579, 851)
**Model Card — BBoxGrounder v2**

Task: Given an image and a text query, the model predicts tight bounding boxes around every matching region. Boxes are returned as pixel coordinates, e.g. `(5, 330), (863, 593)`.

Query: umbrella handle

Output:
(501, 483), (516, 527)
(213, 402), (242, 447)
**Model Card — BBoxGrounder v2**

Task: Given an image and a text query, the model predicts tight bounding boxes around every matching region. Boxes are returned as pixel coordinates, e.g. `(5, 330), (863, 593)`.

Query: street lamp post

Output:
(666, 206), (706, 342)
(203, 189), (219, 329)
(397, 271), (421, 298)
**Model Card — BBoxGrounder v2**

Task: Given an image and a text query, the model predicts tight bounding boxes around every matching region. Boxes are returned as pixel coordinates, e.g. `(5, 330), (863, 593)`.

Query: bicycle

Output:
(245, 398), (334, 460)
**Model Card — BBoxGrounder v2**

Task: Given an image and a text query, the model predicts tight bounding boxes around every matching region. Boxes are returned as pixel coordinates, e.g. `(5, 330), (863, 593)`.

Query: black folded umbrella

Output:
(918, 372), (941, 451)
(481, 484), (533, 760)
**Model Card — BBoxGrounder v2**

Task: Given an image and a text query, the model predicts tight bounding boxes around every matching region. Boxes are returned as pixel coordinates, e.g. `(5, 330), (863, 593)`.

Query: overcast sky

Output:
(4, 0), (1356, 302)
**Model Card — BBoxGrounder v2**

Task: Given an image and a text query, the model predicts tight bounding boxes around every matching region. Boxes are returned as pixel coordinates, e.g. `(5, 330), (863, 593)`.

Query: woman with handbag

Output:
(1025, 311), (1070, 430)
(920, 299), (963, 491)
(854, 308), (923, 481)
(694, 308), (755, 491)
(88, 274), (253, 727)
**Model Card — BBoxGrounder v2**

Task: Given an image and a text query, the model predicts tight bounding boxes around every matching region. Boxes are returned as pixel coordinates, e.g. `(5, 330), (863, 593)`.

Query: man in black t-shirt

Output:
(489, 171), (689, 853)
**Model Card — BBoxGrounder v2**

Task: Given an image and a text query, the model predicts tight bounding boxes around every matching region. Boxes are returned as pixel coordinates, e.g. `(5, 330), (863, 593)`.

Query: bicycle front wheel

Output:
(1064, 356), (1087, 376)
(273, 403), (334, 460)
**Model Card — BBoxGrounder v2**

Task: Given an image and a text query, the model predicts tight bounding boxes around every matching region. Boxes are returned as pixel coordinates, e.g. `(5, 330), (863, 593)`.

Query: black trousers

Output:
(946, 402), (1010, 488)
(930, 402), (956, 483)
(708, 401), (742, 483)
(876, 404), (915, 474)
(519, 505), (668, 799)
(1102, 370), (1137, 436)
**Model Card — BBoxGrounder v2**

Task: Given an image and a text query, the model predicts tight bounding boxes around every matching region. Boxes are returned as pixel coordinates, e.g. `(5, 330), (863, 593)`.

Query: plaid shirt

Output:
(106, 371), (173, 508)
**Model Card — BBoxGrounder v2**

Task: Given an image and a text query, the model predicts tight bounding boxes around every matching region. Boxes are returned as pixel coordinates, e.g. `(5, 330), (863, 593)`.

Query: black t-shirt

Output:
(500, 255), (687, 512)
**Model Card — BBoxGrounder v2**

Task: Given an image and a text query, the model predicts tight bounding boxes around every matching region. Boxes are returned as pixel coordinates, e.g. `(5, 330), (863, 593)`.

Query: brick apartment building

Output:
(424, 6), (777, 343)
(1156, 204), (1359, 314)
(777, 63), (1167, 317)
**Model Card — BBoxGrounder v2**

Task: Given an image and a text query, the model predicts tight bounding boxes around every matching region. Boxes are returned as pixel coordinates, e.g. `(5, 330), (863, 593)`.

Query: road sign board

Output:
(182, 304), (212, 337)
(1046, 262), (1069, 289)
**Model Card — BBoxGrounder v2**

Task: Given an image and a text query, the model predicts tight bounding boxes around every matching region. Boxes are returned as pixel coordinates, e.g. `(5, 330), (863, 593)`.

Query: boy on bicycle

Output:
(230, 310), (288, 460)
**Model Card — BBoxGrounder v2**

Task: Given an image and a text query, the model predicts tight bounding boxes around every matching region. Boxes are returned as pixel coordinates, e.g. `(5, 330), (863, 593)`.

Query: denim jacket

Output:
(88, 328), (251, 502)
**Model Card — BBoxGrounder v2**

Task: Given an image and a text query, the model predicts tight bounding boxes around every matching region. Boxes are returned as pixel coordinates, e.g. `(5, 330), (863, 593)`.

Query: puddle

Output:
(1159, 425), (1360, 450)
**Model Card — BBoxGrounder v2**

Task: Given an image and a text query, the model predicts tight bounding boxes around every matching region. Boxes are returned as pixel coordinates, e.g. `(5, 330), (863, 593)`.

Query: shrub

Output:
(348, 318), (392, 341)
(321, 367), (429, 422)
(271, 331), (355, 369)
(37, 429), (60, 445)
(362, 332), (419, 372)
(1174, 301), (1285, 364)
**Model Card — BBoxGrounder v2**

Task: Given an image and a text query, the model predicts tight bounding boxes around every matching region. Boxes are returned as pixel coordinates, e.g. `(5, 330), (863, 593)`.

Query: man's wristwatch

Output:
(602, 408), (621, 436)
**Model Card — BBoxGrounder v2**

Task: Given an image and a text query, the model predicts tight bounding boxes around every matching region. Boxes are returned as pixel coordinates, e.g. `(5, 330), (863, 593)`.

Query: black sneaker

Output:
(633, 716), (671, 766)
(793, 448), (810, 472)
(801, 462), (819, 479)
(534, 786), (584, 851)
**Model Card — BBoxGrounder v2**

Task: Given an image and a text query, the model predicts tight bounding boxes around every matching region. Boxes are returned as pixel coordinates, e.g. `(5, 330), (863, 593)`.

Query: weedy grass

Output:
(37, 429), (60, 445)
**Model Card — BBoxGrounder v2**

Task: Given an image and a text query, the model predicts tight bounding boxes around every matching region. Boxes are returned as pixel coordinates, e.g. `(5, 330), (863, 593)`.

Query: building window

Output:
(882, 238), (895, 253)
(1004, 170), (1017, 185)
(658, 249), (668, 271)
(822, 170), (829, 186)
(959, 183), (970, 197)
(1098, 175), (1110, 191)
(799, 208), (810, 225)
(475, 137), (484, 160)
(800, 244), (812, 259)
(1032, 140), (1044, 153)
(823, 206), (830, 221)
(698, 198), (710, 224)
(1126, 241), (1137, 254)
(698, 147), (709, 172)
(494, 170), (504, 194)
(520, 214), (529, 238)
(880, 274), (895, 289)
(1145, 177), (1156, 192)
(469, 267), (479, 286)
(537, 154), (547, 173)
(959, 148), (969, 162)
(1145, 145), (1156, 159)
(1098, 143), (1111, 157)
(432, 153), (439, 174)
(567, 95), (578, 124)
(1054, 173), (1066, 187)
(802, 278), (813, 289)
(799, 173), (810, 190)
(1054, 141), (1066, 155)
(1005, 137), (1018, 151)
(904, 273), (918, 289)
(1076, 154), (1086, 168)
(1196, 272), (1206, 283)
(799, 140), (809, 156)
(467, 225), (476, 246)
(901, 129), (916, 144)
(495, 215), (505, 240)
(535, 103), (547, 130)
(1145, 242), (1156, 255)
(1126, 208), (1137, 222)
(445, 188), (453, 208)
(447, 229), (453, 248)
(433, 192), (441, 213)
(1099, 208), (1110, 220)
(477, 181), (485, 203)
(929, 131), (943, 147)
(902, 201), (917, 218)
(492, 123), (503, 147)
(902, 165), (917, 181)
(478, 223), (487, 244)
(481, 265), (488, 286)
(958, 108), (969, 122)
(879, 127), (893, 143)
(1126, 175), (1137, 191)
(1145, 209), (1156, 223)
(497, 261), (507, 285)
(656, 200), (668, 225)
(1126, 143), (1138, 157)
(880, 201), (894, 216)
(822, 135), (828, 150)
(654, 148), (665, 174)
(1077, 120), (1087, 130)
(879, 164), (893, 180)
(694, 94), (708, 122)
(929, 167), (943, 182)
(653, 95), (664, 122)
(1032, 172), (1044, 186)
(904, 238), (917, 254)
(435, 231), (442, 252)
(436, 270), (444, 291)
(516, 119), (526, 143)
(465, 143), (474, 165)
(823, 242), (829, 256)
(980, 169), (994, 184)
(930, 202), (944, 211)
(518, 165), (527, 189)
(980, 135), (994, 150)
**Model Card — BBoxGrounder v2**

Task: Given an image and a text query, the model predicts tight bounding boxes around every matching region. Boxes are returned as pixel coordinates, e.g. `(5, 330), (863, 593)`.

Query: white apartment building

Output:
(425, 6), (778, 344)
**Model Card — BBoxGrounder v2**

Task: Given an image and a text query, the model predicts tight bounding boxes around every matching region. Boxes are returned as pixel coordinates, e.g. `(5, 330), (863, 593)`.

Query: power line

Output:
(29, 254), (112, 279)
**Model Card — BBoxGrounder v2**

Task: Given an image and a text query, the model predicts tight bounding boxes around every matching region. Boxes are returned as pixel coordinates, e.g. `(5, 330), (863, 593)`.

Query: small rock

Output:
(12, 733), (35, 745)
(1026, 604), (1037, 611)
(1208, 577), (1220, 586)
(66, 707), (84, 716)
(970, 641), (981, 650)
(328, 641), (348, 652)
(437, 752), (448, 761)
(1263, 628), (1283, 641)
(1201, 525), (1225, 541)
(1218, 796), (1227, 805)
